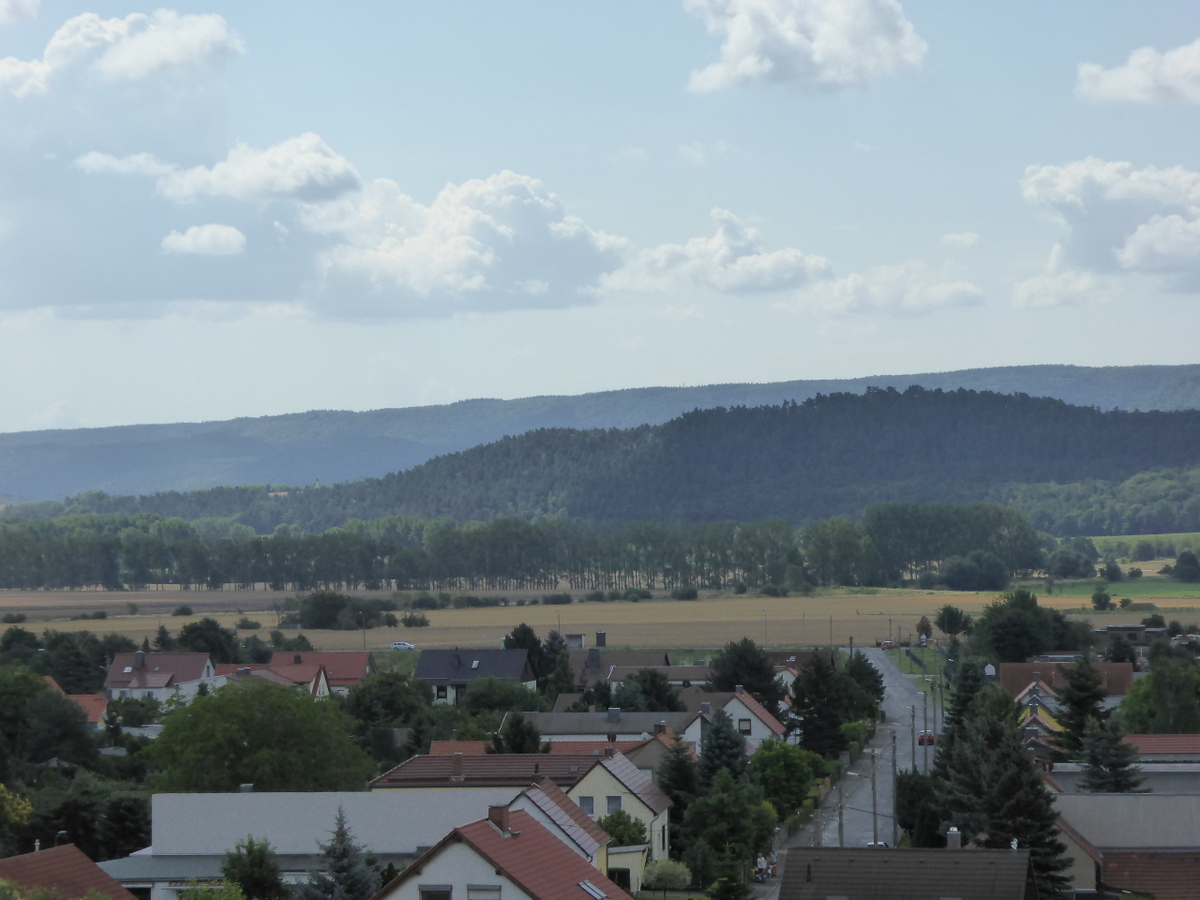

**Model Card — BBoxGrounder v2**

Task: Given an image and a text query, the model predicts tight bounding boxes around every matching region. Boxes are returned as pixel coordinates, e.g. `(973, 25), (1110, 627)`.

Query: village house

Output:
(0, 844), (138, 900)
(269, 651), (376, 694)
(677, 684), (785, 748)
(213, 662), (331, 697)
(103, 652), (217, 702)
(520, 710), (701, 745)
(414, 649), (535, 705)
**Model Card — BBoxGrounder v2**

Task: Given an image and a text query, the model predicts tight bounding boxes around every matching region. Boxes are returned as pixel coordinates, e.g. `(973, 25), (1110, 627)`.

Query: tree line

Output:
(0, 502), (1048, 592)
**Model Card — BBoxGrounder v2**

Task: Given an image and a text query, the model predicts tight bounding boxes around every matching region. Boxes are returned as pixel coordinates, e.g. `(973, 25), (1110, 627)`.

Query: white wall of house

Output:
(379, 840), (533, 900)
(722, 696), (778, 749)
(568, 768), (669, 861)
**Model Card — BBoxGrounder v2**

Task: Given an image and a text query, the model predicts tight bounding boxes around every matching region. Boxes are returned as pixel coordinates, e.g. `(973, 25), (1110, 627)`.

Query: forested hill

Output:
(4, 363), (1200, 502)
(17, 387), (1200, 533)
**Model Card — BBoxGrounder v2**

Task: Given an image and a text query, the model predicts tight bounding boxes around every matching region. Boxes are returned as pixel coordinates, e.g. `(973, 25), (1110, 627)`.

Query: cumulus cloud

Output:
(784, 261), (981, 314)
(1016, 156), (1200, 305)
(298, 171), (629, 313)
(161, 223), (245, 255)
(0, 0), (39, 27)
(77, 133), (361, 203)
(0, 9), (242, 97)
(684, 0), (926, 92)
(1078, 39), (1200, 104)
(602, 207), (829, 294)
(941, 231), (979, 249)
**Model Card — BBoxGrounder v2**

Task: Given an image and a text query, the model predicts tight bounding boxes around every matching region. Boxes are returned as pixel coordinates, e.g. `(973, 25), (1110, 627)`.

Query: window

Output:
(467, 886), (500, 900)
(436, 685), (448, 700)
(738, 718), (752, 735)
(579, 881), (607, 900)
(606, 796), (622, 814)
(578, 795), (594, 816)
(419, 887), (451, 900)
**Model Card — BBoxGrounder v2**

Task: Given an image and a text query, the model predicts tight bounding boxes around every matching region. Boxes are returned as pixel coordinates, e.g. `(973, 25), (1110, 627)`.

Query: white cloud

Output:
(941, 231), (979, 249)
(161, 223), (245, 255)
(677, 142), (707, 166)
(298, 171), (629, 313)
(0, 10), (241, 97)
(77, 133), (361, 203)
(784, 261), (982, 314)
(0, 0), (39, 27)
(602, 207), (829, 294)
(1016, 156), (1200, 305)
(684, 0), (927, 92)
(1078, 39), (1200, 104)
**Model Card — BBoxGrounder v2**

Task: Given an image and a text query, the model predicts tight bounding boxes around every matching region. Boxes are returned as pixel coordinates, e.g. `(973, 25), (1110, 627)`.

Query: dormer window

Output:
(579, 881), (607, 900)
(471, 660), (480, 669)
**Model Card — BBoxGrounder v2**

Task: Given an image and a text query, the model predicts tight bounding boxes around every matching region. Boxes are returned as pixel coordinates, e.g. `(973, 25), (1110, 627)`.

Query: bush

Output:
(1047, 548), (1095, 579)
(410, 593), (438, 610)
(760, 584), (787, 597)
(1132, 540), (1157, 561)
(940, 550), (1009, 591)
(733, 582), (747, 594)
(173, 605), (193, 616)
(583, 590), (607, 603)
(401, 612), (430, 627)
(1119, 597), (1132, 608)
(1092, 587), (1113, 611)
(643, 860), (692, 891)
(541, 593), (573, 606)
(595, 808), (647, 846)
(0, 613), (25, 623)
(1175, 551), (1200, 583)
(671, 586), (699, 600)
(1102, 559), (1123, 582)
(235, 617), (262, 630)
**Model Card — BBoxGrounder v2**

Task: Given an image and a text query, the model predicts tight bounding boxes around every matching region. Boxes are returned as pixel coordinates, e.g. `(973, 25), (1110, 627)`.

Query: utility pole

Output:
(922, 691), (929, 772)
(870, 750), (879, 846)
(837, 784), (844, 847)
(814, 797), (823, 847)
(829, 615), (833, 647)
(910, 706), (917, 772)
(891, 729), (899, 847)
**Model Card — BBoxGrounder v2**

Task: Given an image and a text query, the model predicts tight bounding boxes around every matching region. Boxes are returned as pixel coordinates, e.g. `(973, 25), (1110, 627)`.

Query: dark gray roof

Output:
(780, 848), (1037, 900)
(523, 710), (698, 736)
(414, 648), (533, 685)
(572, 650), (671, 687)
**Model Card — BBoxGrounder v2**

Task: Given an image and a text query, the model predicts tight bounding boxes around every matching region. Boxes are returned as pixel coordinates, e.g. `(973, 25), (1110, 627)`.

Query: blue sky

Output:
(2, 0), (1200, 432)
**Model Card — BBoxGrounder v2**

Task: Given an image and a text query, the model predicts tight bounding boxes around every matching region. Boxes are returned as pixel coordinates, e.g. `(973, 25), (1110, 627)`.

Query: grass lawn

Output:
(1020, 574), (1200, 603)
(1091, 532), (1200, 556)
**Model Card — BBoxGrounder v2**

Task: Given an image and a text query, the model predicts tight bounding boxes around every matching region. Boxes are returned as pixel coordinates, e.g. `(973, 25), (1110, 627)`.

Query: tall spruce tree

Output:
(658, 734), (701, 851)
(699, 709), (748, 786)
(296, 809), (381, 900)
(1079, 717), (1144, 793)
(937, 691), (1071, 899)
(1055, 658), (1107, 759)
(932, 659), (985, 778)
(792, 653), (847, 758)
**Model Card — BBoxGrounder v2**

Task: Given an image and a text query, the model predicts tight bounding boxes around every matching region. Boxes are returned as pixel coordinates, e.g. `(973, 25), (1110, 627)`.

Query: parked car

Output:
(918, 730), (936, 745)
(391, 641), (416, 651)
(880, 640), (899, 649)
(866, 842), (890, 848)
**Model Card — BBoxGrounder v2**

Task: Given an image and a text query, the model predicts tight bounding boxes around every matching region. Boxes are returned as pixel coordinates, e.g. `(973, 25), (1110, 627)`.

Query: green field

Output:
(1090, 532), (1200, 558)
(1021, 574), (1200, 603)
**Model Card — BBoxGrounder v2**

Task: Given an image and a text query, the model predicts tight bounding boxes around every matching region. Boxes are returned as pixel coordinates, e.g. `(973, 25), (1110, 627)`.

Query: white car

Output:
(391, 641), (416, 651)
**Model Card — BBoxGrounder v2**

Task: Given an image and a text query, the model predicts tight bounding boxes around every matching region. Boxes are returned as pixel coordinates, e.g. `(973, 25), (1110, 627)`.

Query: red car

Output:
(880, 640), (899, 649)
(918, 730), (936, 745)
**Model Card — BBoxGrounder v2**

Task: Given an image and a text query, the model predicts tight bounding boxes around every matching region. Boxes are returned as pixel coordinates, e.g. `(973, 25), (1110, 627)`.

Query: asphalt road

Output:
(790, 647), (942, 850)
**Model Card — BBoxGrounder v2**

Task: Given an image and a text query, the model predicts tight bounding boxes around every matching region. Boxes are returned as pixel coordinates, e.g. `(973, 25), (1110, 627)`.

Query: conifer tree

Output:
(1079, 717), (1144, 793)
(489, 712), (550, 754)
(296, 809), (381, 900)
(932, 659), (984, 778)
(699, 709), (747, 786)
(791, 653), (847, 758)
(937, 691), (1070, 899)
(222, 836), (289, 900)
(546, 651), (577, 699)
(1055, 657), (1107, 759)
(657, 734), (700, 855)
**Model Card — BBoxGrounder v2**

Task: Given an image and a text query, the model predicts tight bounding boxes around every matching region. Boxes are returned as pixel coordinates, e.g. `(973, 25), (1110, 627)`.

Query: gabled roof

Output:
(523, 710), (698, 737)
(1055, 793), (1200, 850)
(1124, 734), (1200, 756)
(375, 809), (633, 900)
(269, 651), (374, 688)
(66, 694), (109, 726)
(369, 753), (601, 789)
(997, 661), (1133, 696)
(677, 686), (785, 735)
(0, 844), (138, 900)
(430, 740), (647, 757)
(780, 847), (1037, 900)
(605, 665), (712, 685)
(105, 653), (211, 691)
(573, 650), (671, 687)
(520, 780), (611, 857)
(414, 648), (534, 684)
(215, 663), (328, 696)
(1013, 679), (1058, 703)
(597, 752), (672, 815)
(429, 740), (490, 755)
(1018, 706), (1061, 733)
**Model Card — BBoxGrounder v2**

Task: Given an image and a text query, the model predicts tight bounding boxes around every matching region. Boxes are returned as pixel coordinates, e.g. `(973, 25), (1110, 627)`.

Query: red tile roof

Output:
(428, 740), (490, 755)
(997, 662), (1134, 696)
(105, 653), (212, 691)
(269, 651), (373, 688)
(0, 844), (137, 900)
(1124, 734), (1200, 755)
(377, 810), (633, 900)
(369, 754), (602, 789)
(66, 694), (108, 727)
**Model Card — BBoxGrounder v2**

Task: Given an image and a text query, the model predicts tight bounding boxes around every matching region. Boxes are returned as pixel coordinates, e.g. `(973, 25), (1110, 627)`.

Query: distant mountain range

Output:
(3, 363), (1200, 502)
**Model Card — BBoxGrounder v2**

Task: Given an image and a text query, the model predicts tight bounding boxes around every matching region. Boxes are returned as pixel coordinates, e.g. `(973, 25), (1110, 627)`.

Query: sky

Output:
(2, 1), (1200, 433)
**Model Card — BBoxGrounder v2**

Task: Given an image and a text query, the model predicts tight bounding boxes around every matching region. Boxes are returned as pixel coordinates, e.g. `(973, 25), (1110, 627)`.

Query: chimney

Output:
(134, 650), (145, 669)
(654, 721), (666, 735)
(700, 701), (711, 715)
(735, 684), (745, 695)
(294, 653), (302, 664)
(237, 667), (251, 676)
(946, 826), (961, 850)
(595, 631), (607, 648)
(604, 746), (616, 758)
(451, 752), (465, 782)
(239, 783), (254, 793)
(487, 806), (511, 834)
(1032, 670), (1041, 684)
(606, 707), (620, 723)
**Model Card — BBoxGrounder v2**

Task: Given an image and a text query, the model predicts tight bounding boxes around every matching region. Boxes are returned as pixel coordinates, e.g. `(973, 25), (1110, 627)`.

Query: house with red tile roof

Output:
(369, 753), (603, 790)
(0, 844), (137, 900)
(1123, 734), (1200, 761)
(677, 685), (786, 748)
(104, 652), (217, 702)
(213, 663), (330, 698)
(43, 677), (108, 730)
(997, 661), (1133, 697)
(269, 651), (376, 694)
(372, 808), (635, 900)
(569, 751), (672, 862)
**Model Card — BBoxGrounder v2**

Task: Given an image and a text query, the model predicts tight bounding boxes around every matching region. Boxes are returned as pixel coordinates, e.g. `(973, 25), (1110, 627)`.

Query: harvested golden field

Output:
(4, 586), (1198, 652)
